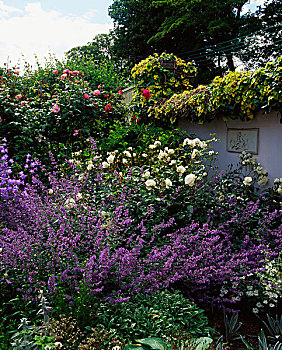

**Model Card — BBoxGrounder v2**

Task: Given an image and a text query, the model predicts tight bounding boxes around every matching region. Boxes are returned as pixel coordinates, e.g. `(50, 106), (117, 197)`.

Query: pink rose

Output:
(15, 94), (22, 99)
(60, 74), (68, 80)
(73, 129), (79, 136)
(93, 89), (101, 96)
(105, 104), (111, 113)
(142, 89), (151, 99)
(83, 93), (90, 100)
(51, 104), (60, 114)
(52, 70), (58, 74)
(63, 69), (70, 74)
(71, 70), (80, 75)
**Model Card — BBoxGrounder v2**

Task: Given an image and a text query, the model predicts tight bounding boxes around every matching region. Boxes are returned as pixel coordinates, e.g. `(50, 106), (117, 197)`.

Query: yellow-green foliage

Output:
(131, 52), (197, 120)
(156, 57), (282, 124)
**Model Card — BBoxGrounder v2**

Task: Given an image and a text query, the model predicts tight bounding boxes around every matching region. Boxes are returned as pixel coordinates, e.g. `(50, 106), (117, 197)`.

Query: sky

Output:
(0, 0), (266, 70)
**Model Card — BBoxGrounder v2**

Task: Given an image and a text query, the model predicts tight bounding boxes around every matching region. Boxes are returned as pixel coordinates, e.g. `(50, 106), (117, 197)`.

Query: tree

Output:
(66, 33), (115, 62)
(108, 0), (167, 68)
(150, 0), (254, 71)
(238, 0), (282, 69)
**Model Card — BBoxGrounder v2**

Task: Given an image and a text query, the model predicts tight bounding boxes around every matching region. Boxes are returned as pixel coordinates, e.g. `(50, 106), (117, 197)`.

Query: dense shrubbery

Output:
(0, 65), (128, 169)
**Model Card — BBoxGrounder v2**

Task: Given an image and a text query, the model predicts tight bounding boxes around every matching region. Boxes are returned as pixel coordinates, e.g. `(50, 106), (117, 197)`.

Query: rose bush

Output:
(0, 66), (128, 168)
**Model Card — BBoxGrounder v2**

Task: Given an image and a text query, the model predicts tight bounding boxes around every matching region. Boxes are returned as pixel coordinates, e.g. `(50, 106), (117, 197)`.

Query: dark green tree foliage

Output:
(66, 33), (115, 62)
(151, 0), (251, 70)
(108, 0), (167, 68)
(239, 0), (282, 69)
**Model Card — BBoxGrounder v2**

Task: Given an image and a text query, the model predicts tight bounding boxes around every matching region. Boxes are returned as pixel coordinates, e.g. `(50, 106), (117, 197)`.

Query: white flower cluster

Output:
(183, 137), (208, 149)
(240, 151), (269, 187)
(273, 177), (282, 194)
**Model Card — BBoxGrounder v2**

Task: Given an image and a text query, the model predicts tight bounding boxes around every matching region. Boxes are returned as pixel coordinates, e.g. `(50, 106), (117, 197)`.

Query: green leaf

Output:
(124, 345), (149, 350)
(135, 337), (166, 350)
(192, 337), (213, 350)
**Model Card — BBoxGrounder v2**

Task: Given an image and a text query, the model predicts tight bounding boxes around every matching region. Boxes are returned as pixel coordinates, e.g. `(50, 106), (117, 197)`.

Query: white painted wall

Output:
(179, 110), (282, 186)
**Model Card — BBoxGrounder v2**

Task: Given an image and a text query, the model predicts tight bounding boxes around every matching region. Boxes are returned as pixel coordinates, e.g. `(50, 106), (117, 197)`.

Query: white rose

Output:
(184, 173), (196, 187)
(87, 164), (94, 171)
(167, 149), (174, 155)
(208, 150), (214, 155)
(170, 160), (176, 165)
(102, 162), (110, 168)
(191, 149), (198, 159)
(277, 186), (282, 194)
(183, 138), (193, 147)
(48, 189), (53, 195)
(165, 178), (172, 188)
(142, 153), (147, 157)
(123, 150), (132, 157)
(258, 176), (269, 187)
(122, 158), (128, 164)
(176, 165), (185, 174)
(243, 176), (252, 185)
(145, 179), (156, 189)
(149, 144), (156, 149)
(107, 154), (115, 164)
(154, 141), (161, 146)
(142, 171), (150, 179)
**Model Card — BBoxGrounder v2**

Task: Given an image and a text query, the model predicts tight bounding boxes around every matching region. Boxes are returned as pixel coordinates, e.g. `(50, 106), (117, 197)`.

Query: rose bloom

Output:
(15, 94), (22, 99)
(185, 173), (196, 187)
(102, 162), (110, 168)
(142, 89), (151, 99)
(105, 104), (111, 113)
(71, 70), (80, 75)
(123, 150), (131, 158)
(107, 154), (115, 164)
(243, 176), (252, 185)
(93, 89), (101, 96)
(145, 179), (156, 188)
(83, 93), (90, 99)
(63, 69), (70, 74)
(176, 165), (185, 174)
(165, 178), (172, 188)
(52, 70), (58, 74)
(51, 104), (60, 114)
(60, 74), (68, 80)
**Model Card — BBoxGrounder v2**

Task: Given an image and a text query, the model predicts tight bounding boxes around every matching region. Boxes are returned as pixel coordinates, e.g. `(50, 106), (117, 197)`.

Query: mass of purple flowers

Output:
(0, 139), (281, 310)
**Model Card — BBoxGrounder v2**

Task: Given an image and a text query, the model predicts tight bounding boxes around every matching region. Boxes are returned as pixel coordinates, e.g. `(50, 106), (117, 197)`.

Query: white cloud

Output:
(0, 0), (23, 17)
(0, 2), (112, 69)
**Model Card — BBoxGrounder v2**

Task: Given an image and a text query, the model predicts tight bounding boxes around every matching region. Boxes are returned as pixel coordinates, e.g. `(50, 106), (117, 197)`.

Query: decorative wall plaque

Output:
(227, 128), (259, 154)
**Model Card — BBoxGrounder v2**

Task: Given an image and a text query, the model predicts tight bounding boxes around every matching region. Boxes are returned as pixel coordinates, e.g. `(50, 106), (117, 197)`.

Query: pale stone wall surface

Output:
(178, 110), (282, 186)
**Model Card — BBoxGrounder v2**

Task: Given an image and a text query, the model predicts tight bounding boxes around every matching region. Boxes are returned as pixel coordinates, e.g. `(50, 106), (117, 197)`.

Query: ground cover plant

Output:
(0, 53), (281, 349)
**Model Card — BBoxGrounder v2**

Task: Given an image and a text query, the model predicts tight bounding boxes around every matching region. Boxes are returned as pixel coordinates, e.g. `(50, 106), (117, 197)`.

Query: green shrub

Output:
(94, 290), (212, 341)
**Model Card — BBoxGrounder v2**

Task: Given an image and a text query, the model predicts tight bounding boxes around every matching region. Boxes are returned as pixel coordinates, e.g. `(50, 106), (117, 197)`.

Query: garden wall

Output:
(179, 109), (282, 186)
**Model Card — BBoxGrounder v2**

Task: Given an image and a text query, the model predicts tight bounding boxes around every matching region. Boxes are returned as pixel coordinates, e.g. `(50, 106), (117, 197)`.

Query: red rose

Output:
(142, 89), (151, 99)
(105, 104), (111, 113)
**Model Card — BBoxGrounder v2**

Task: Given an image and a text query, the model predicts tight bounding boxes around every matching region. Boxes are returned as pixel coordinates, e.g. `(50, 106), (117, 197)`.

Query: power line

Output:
(174, 24), (281, 57)
(178, 33), (282, 62)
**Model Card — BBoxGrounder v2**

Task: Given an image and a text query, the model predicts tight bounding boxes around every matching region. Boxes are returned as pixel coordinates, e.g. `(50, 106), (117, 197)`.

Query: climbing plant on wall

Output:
(154, 57), (282, 124)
